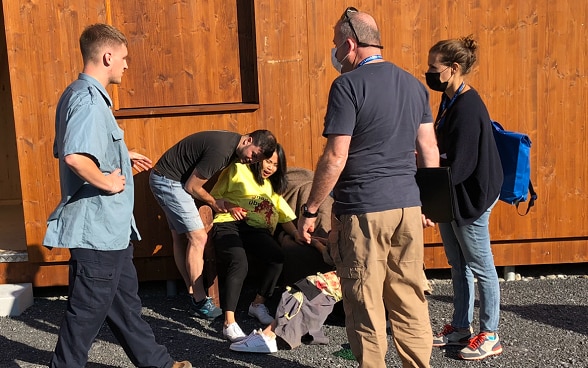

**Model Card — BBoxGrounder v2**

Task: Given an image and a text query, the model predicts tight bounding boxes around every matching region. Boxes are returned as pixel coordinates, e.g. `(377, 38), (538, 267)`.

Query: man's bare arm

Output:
(64, 153), (125, 194)
(298, 135), (350, 243)
(416, 122), (440, 168)
(184, 169), (226, 213)
(305, 134), (351, 213)
(416, 122), (440, 227)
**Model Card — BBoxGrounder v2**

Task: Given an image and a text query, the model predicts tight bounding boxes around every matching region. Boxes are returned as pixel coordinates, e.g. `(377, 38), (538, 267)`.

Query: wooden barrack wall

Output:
(1, 0), (586, 285)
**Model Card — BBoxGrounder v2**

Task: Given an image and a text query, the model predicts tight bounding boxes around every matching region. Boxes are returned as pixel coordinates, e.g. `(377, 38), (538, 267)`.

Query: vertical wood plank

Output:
(253, 0), (314, 167)
(110, 0), (242, 108)
(1, 0), (587, 285)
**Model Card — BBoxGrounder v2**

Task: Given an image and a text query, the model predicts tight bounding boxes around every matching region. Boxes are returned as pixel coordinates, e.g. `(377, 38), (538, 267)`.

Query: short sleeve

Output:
(276, 195), (296, 223)
(62, 103), (108, 166)
(323, 79), (356, 137)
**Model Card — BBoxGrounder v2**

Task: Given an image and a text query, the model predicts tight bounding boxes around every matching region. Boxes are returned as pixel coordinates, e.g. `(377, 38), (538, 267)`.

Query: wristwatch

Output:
(301, 203), (318, 218)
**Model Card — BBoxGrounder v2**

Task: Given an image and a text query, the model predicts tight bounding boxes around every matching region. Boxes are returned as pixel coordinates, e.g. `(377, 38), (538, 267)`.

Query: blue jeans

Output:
(438, 199), (500, 333)
(149, 170), (203, 233)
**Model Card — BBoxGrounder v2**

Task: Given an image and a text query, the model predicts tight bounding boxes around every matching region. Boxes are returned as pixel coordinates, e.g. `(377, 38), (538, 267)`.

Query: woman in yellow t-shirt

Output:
(210, 144), (304, 343)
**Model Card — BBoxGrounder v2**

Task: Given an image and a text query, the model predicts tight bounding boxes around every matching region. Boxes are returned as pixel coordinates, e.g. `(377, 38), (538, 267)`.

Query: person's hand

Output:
(421, 214), (435, 228)
(228, 206), (248, 221)
(297, 217), (316, 244)
(291, 231), (305, 245)
(106, 169), (126, 194)
(129, 151), (152, 172)
(214, 199), (228, 213)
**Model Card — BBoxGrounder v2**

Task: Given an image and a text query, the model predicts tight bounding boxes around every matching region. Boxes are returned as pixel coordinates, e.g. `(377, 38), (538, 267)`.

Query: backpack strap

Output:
(515, 181), (537, 216)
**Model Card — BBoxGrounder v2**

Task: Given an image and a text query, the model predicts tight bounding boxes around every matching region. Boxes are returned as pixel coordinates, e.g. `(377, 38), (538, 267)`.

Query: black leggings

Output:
(212, 221), (284, 312)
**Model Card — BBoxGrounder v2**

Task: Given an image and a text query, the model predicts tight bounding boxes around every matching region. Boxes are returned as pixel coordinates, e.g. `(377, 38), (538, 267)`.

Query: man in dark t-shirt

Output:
(149, 130), (276, 319)
(298, 7), (439, 368)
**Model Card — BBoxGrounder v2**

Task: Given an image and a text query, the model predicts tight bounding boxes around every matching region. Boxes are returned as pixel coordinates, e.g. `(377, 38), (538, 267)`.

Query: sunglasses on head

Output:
(340, 7), (383, 49)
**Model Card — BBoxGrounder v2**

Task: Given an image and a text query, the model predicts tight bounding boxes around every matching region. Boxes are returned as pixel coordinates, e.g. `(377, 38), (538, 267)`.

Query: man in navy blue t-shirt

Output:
(298, 7), (439, 368)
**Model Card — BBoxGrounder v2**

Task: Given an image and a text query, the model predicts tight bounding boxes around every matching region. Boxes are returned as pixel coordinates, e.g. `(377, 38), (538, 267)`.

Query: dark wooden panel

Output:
(0, 258), (180, 286)
(0, 203), (26, 252)
(0, 262), (69, 286)
(0, 5), (21, 201)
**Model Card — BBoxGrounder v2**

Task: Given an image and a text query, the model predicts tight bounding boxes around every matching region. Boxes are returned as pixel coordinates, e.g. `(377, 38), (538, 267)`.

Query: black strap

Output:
(293, 278), (322, 301)
(515, 181), (537, 216)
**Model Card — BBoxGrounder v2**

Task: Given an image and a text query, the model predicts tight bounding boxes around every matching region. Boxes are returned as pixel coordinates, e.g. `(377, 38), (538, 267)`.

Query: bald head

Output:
(355, 12), (379, 31)
(336, 8), (382, 48)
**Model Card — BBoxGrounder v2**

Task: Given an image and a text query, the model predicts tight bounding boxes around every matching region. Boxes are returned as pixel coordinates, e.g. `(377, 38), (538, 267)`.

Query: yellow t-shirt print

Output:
(251, 196), (276, 228)
(210, 163), (296, 234)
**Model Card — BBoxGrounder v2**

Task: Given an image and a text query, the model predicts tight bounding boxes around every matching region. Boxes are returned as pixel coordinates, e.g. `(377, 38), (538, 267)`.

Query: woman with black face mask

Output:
(425, 35), (504, 361)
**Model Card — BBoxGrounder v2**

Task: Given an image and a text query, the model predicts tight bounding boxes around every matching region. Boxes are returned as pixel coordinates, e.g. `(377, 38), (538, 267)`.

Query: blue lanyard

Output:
(357, 54), (383, 67)
(435, 82), (465, 130)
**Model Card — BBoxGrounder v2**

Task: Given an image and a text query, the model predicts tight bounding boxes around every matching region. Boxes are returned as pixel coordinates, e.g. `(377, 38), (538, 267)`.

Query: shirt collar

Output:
(78, 73), (113, 107)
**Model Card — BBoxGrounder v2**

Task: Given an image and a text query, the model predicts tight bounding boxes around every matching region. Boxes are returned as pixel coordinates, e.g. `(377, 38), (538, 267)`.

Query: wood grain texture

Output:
(1, 0), (586, 285)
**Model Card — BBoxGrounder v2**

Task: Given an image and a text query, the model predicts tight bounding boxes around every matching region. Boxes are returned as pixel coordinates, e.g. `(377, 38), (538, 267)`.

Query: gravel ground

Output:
(1, 263), (587, 368)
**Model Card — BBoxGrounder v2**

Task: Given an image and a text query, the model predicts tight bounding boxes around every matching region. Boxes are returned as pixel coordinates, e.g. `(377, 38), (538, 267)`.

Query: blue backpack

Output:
(491, 121), (537, 215)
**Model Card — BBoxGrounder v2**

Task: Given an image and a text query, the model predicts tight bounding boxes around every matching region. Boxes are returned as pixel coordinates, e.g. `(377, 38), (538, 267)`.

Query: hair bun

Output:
(461, 34), (478, 53)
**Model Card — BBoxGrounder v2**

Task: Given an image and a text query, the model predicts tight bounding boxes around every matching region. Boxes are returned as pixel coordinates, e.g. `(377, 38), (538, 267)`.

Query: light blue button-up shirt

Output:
(43, 73), (140, 250)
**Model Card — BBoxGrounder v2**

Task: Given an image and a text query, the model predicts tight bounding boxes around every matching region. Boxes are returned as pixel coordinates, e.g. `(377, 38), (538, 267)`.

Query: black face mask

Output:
(425, 72), (448, 92)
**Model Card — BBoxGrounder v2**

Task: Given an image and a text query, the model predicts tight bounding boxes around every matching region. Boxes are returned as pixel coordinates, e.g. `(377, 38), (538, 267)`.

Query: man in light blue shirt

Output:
(43, 23), (191, 368)
(44, 71), (139, 250)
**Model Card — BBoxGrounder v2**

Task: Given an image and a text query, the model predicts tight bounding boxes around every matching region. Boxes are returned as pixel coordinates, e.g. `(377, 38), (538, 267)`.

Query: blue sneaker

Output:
(189, 297), (222, 320)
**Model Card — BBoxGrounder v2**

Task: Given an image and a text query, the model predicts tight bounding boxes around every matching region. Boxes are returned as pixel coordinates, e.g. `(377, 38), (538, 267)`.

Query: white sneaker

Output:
(248, 303), (274, 325)
(229, 329), (277, 353)
(222, 322), (247, 342)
